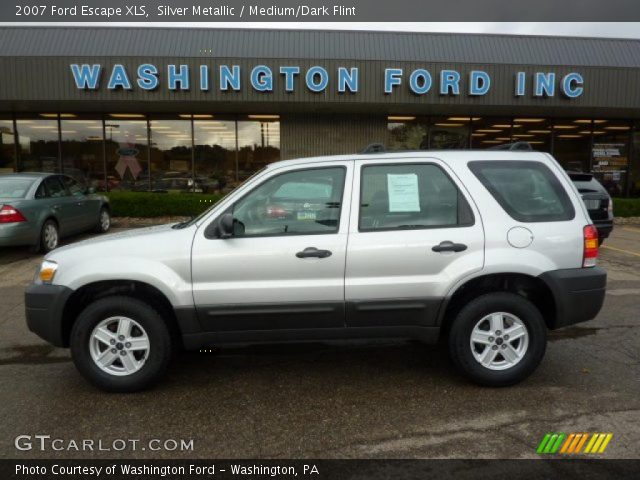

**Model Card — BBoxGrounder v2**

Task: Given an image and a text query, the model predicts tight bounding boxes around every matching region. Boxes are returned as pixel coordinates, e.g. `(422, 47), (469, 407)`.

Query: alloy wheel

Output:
(469, 312), (529, 371)
(89, 316), (150, 376)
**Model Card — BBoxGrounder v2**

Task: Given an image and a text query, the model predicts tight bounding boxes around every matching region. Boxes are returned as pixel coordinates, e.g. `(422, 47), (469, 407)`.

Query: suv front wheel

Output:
(70, 296), (172, 392)
(448, 292), (547, 387)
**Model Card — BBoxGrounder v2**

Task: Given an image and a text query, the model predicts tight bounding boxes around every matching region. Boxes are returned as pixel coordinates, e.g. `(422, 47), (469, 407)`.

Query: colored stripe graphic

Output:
(538, 433), (613, 454)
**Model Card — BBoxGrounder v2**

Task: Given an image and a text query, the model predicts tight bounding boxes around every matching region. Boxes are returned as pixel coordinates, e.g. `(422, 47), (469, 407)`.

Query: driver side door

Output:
(191, 161), (353, 333)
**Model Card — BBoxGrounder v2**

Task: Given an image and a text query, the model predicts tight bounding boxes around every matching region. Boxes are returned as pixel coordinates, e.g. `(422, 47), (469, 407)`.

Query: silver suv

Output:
(25, 151), (606, 392)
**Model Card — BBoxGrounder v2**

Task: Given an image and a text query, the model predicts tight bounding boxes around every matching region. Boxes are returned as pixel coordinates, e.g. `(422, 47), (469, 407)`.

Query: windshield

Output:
(172, 167), (268, 229)
(0, 177), (35, 198)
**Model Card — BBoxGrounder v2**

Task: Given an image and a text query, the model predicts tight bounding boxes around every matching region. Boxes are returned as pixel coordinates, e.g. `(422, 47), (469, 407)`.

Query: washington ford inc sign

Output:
(70, 63), (585, 98)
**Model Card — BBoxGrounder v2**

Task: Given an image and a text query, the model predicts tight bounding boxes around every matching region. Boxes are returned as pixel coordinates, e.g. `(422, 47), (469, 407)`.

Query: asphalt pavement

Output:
(0, 226), (639, 459)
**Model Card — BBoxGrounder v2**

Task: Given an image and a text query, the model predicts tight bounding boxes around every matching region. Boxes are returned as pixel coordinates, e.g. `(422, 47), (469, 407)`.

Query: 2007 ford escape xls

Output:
(25, 150), (606, 391)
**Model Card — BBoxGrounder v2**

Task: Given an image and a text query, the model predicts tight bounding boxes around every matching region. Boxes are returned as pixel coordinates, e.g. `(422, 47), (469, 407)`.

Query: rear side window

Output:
(44, 177), (66, 198)
(359, 163), (474, 231)
(0, 178), (34, 198)
(469, 161), (575, 222)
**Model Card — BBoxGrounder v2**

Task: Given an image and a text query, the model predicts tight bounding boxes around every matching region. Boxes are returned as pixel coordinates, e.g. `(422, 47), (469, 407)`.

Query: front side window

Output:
(469, 161), (575, 222)
(359, 163), (473, 231)
(231, 167), (346, 237)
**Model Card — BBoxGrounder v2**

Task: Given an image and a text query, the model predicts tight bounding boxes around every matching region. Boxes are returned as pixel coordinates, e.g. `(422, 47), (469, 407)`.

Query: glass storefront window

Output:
(60, 117), (104, 189)
(631, 122), (640, 197)
(591, 120), (631, 196)
(429, 116), (469, 149)
(387, 116), (429, 150)
(237, 116), (280, 183)
(194, 119), (236, 194)
(0, 117), (16, 173)
(105, 118), (149, 191)
(517, 117), (553, 153)
(470, 117), (509, 148)
(150, 118), (194, 193)
(16, 118), (60, 172)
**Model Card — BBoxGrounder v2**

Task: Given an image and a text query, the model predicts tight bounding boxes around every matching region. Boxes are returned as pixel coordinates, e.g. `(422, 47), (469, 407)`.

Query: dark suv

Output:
(568, 172), (614, 245)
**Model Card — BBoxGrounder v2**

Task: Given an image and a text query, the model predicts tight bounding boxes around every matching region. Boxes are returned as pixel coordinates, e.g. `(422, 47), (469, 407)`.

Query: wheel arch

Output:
(61, 280), (183, 348)
(438, 272), (557, 335)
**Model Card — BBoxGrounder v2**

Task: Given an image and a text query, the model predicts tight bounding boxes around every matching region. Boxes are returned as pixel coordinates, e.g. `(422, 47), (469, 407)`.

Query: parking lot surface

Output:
(1, 226), (639, 459)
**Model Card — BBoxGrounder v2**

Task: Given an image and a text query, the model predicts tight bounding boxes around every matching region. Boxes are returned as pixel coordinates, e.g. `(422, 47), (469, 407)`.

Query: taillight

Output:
(583, 225), (599, 267)
(0, 205), (27, 223)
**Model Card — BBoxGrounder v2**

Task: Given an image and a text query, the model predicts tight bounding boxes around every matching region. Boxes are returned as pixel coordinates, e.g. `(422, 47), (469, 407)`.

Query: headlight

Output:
(35, 260), (58, 284)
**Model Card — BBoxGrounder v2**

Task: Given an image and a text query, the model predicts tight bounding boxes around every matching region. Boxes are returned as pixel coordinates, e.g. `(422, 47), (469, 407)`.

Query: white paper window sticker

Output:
(387, 173), (420, 212)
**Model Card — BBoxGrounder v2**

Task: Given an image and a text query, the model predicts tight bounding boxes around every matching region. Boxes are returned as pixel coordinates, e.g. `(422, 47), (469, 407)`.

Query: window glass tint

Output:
(232, 167), (345, 237)
(35, 181), (47, 199)
(44, 176), (66, 198)
(469, 161), (575, 222)
(61, 176), (85, 197)
(0, 178), (34, 198)
(359, 164), (473, 231)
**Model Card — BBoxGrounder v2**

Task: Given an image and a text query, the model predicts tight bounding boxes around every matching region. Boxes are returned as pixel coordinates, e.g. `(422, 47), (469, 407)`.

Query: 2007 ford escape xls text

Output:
(25, 151), (606, 392)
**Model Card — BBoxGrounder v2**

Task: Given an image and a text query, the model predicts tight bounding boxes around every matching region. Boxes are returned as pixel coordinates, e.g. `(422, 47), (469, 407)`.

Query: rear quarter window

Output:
(469, 161), (575, 222)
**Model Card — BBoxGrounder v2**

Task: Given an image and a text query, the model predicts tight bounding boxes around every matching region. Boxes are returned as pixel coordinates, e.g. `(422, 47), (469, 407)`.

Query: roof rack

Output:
(359, 140), (534, 154)
(361, 143), (386, 154)
(487, 141), (533, 151)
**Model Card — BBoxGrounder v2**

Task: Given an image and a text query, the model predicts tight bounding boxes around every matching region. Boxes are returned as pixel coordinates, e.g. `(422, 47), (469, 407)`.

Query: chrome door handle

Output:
(296, 247), (332, 259)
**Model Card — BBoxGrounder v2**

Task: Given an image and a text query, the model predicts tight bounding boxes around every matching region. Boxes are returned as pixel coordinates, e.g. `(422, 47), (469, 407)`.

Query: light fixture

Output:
(248, 115), (280, 120)
(573, 120), (593, 124)
(604, 126), (630, 130)
(29, 126), (58, 129)
(387, 116), (416, 121)
(593, 120), (608, 124)
(553, 125), (578, 129)
(528, 130), (551, 134)
(482, 140), (503, 144)
(86, 136), (102, 141)
(592, 131), (607, 135)
(496, 137), (511, 141)
(557, 134), (582, 138)
(475, 129), (501, 133)
(514, 118), (544, 123)
(447, 117), (481, 121)
(513, 134), (534, 138)
(109, 114), (145, 119)
(528, 141), (545, 145)
(492, 124), (520, 128)
(470, 133), (486, 137)
(578, 131), (592, 135)
(59, 130), (78, 134)
(434, 123), (464, 127)
(39, 113), (58, 118)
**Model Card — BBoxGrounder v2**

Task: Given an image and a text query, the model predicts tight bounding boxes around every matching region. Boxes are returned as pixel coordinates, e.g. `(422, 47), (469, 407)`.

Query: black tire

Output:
(94, 206), (111, 233)
(448, 292), (547, 387)
(70, 296), (172, 392)
(37, 219), (59, 254)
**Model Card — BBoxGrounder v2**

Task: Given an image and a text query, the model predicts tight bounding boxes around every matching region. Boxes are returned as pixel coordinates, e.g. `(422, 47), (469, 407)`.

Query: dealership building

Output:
(0, 26), (639, 195)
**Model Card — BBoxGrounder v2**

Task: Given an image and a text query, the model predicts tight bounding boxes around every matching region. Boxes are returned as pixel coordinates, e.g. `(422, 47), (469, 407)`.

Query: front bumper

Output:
(25, 284), (74, 347)
(539, 267), (607, 329)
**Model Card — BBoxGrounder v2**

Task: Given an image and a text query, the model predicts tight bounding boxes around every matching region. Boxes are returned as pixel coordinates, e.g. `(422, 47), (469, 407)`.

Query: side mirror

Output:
(218, 213), (234, 239)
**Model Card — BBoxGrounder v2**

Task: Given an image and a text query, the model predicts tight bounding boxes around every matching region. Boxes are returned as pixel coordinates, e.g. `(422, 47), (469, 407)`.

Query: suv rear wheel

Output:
(448, 292), (547, 386)
(70, 296), (172, 392)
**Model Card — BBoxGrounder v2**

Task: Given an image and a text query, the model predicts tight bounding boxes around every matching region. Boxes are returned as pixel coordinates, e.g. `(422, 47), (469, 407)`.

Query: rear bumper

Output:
(24, 284), (73, 347)
(0, 222), (38, 247)
(539, 267), (607, 329)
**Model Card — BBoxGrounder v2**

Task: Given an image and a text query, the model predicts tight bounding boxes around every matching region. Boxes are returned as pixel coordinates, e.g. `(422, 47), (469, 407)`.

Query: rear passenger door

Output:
(60, 176), (96, 230)
(42, 176), (79, 237)
(345, 159), (485, 328)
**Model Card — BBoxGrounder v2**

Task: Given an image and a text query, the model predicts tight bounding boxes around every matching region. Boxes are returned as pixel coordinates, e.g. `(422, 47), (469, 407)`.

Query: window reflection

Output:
(194, 120), (236, 194)
(150, 119), (194, 193)
(0, 118), (16, 173)
(16, 119), (60, 172)
(237, 118), (280, 183)
(60, 118), (104, 189)
(105, 120), (149, 191)
(429, 117), (469, 149)
(387, 116), (428, 150)
(591, 120), (631, 196)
